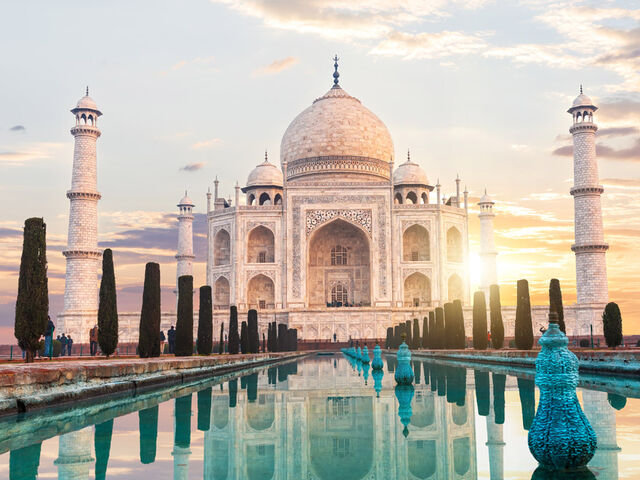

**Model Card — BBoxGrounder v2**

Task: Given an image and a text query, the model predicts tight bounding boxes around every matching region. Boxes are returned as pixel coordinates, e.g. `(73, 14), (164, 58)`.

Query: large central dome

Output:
(280, 83), (394, 182)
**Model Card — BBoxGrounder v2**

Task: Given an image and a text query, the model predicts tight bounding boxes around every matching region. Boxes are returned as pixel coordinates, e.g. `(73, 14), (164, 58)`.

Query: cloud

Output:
(170, 56), (215, 71)
(371, 30), (489, 59)
(190, 138), (220, 150)
(552, 138), (640, 162)
(9, 125), (25, 132)
(598, 126), (638, 137)
(253, 56), (299, 76)
(598, 98), (640, 122)
(0, 142), (66, 166)
(601, 178), (640, 189)
(180, 162), (205, 172)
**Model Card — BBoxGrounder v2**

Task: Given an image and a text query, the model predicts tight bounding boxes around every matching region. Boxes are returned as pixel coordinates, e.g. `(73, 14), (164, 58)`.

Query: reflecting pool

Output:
(1, 354), (639, 479)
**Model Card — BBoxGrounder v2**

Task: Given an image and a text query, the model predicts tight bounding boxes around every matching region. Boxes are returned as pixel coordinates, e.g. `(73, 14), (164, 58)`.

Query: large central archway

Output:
(307, 219), (371, 307)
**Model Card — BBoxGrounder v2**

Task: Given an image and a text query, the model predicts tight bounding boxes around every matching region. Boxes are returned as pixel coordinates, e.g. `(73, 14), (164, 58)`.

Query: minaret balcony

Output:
(66, 190), (102, 200)
(569, 123), (598, 134)
(571, 244), (609, 253)
(570, 185), (604, 196)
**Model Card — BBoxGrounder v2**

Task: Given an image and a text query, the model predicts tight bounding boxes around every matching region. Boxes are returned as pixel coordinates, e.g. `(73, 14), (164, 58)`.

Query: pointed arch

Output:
(394, 192), (403, 204)
(214, 229), (231, 265)
(247, 274), (275, 310)
(404, 272), (431, 307)
(446, 227), (462, 262)
(448, 273), (463, 302)
(259, 192), (271, 205)
(406, 191), (418, 204)
(248, 226), (275, 263)
(214, 276), (230, 310)
(403, 224), (430, 262)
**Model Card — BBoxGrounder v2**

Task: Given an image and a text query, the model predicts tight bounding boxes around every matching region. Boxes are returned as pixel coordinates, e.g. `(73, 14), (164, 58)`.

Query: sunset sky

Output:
(0, 0), (638, 341)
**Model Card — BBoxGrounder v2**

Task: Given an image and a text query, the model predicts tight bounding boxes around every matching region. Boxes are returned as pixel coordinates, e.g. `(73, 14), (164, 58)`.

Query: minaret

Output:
(175, 191), (195, 301)
(478, 190), (498, 296)
(54, 428), (94, 480)
(568, 87), (608, 334)
(60, 88), (102, 343)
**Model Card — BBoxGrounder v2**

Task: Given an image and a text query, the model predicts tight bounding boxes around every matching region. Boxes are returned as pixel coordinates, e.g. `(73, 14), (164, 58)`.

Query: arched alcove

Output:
(246, 394), (275, 430)
(453, 437), (471, 475)
(214, 229), (231, 265)
(246, 444), (275, 480)
(403, 225), (430, 262)
(408, 440), (437, 479)
(451, 403), (468, 425)
(212, 439), (229, 479)
(448, 274), (463, 302)
(446, 227), (462, 262)
(406, 191), (418, 204)
(411, 392), (435, 427)
(247, 226), (275, 263)
(214, 277), (230, 310)
(394, 192), (403, 204)
(247, 274), (275, 309)
(213, 395), (229, 430)
(259, 192), (271, 205)
(404, 272), (431, 307)
(274, 193), (282, 205)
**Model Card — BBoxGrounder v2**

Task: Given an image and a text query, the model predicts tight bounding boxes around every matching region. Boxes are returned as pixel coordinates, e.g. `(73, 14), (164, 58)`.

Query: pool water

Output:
(0, 354), (639, 479)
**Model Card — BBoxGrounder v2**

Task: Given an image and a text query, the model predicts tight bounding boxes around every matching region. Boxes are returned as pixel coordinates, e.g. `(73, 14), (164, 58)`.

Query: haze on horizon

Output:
(0, 0), (638, 341)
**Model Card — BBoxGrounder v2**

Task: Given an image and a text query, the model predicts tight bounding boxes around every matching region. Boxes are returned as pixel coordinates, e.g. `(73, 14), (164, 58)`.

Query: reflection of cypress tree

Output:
(197, 387), (212, 431)
(267, 366), (277, 384)
(246, 373), (258, 402)
(229, 379), (238, 408)
(446, 366), (466, 406)
(412, 360), (421, 384)
(94, 419), (113, 480)
(474, 370), (490, 416)
(9, 442), (41, 480)
(608, 393), (627, 410)
(517, 377), (536, 430)
(240, 375), (247, 389)
(431, 364), (446, 397)
(492, 373), (506, 424)
(174, 394), (192, 448)
(386, 356), (396, 373)
(139, 406), (158, 464)
(422, 362), (430, 386)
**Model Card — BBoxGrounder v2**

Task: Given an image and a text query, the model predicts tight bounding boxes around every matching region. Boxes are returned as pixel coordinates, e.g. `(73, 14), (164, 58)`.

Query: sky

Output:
(0, 0), (638, 341)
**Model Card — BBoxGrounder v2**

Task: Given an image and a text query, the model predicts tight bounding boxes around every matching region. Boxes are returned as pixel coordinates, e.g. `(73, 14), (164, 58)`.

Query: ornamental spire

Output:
(86, 86), (89, 96)
(580, 84), (583, 94)
(407, 149), (410, 163)
(264, 150), (268, 163)
(333, 55), (340, 87)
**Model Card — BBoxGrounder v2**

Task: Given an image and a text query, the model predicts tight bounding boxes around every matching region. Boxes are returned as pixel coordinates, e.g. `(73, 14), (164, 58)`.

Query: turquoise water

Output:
(0, 354), (638, 479)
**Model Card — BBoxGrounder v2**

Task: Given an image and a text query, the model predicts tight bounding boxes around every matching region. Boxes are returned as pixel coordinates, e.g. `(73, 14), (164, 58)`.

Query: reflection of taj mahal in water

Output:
(47, 358), (621, 480)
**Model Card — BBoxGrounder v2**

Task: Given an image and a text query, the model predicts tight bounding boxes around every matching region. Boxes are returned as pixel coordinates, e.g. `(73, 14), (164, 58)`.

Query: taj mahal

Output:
(56, 60), (609, 344)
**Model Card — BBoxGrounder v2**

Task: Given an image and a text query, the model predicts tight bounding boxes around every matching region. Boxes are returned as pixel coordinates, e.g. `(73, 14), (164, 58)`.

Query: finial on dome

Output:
(86, 86), (89, 96)
(407, 149), (410, 163)
(264, 150), (268, 163)
(484, 188), (487, 195)
(333, 55), (340, 87)
(580, 84), (583, 95)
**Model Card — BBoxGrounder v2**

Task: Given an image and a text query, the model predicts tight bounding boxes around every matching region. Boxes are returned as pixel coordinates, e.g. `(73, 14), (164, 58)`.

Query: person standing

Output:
(60, 334), (67, 357)
(89, 325), (99, 356)
(167, 326), (176, 354)
(44, 316), (55, 357)
(160, 330), (166, 355)
(67, 335), (74, 356)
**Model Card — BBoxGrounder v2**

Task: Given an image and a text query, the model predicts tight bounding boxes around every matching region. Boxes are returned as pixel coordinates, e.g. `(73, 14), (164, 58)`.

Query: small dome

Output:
(478, 189), (494, 204)
(393, 157), (429, 186)
(572, 93), (593, 108)
(247, 157), (283, 188)
(76, 95), (99, 110)
(178, 191), (194, 206)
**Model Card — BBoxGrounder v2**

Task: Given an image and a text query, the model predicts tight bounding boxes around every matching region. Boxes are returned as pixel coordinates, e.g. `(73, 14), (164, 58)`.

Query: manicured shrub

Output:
(412, 318), (421, 349)
(393, 325), (401, 349)
(602, 302), (623, 348)
(385, 327), (393, 349)
(15, 217), (49, 363)
(515, 279), (534, 350)
(218, 322), (224, 354)
(453, 300), (466, 349)
(138, 263), (161, 358)
(405, 320), (412, 346)
(197, 286), (213, 355)
(472, 291), (488, 350)
(489, 284), (504, 349)
(422, 317), (429, 349)
(428, 311), (436, 349)
(228, 306), (240, 354)
(277, 323), (287, 352)
(289, 328), (298, 351)
(139, 406), (158, 464)
(549, 278), (566, 333)
(443, 302), (455, 348)
(248, 309), (259, 353)
(175, 275), (194, 356)
(240, 321), (249, 353)
(98, 248), (118, 357)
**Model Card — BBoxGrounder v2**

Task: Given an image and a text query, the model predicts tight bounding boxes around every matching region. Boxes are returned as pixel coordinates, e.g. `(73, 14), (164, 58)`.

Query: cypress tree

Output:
(443, 303), (455, 348)
(489, 284), (504, 349)
(175, 275), (193, 356)
(290, 328), (298, 351)
(548, 278), (566, 333)
(218, 322), (224, 354)
(602, 302), (623, 348)
(428, 311), (436, 349)
(94, 419), (113, 480)
(248, 309), (259, 353)
(453, 300), (466, 349)
(515, 279), (534, 350)
(393, 325), (401, 349)
(277, 323), (287, 352)
(385, 327), (393, 349)
(270, 321), (277, 351)
(9, 442), (41, 480)
(435, 307), (445, 349)
(138, 263), (161, 358)
(174, 395), (192, 448)
(474, 370), (490, 416)
(267, 322), (273, 352)
(98, 248), (118, 357)
(240, 321), (249, 353)
(139, 406), (158, 464)
(14, 217), (48, 363)
(412, 318), (420, 349)
(197, 387), (212, 431)
(421, 317), (429, 349)
(493, 373), (506, 424)
(517, 377), (535, 430)
(228, 306), (240, 354)
(405, 320), (412, 346)
(472, 291), (488, 350)
(197, 286), (212, 355)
